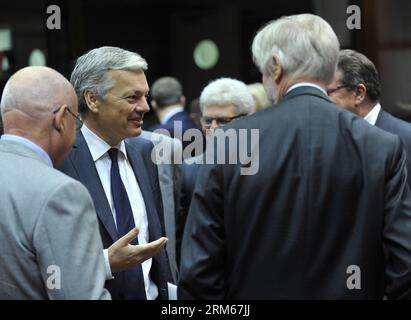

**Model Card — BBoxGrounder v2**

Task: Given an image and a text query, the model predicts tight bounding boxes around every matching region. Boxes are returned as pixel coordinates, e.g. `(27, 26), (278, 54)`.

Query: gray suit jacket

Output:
(140, 130), (182, 282)
(0, 140), (110, 300)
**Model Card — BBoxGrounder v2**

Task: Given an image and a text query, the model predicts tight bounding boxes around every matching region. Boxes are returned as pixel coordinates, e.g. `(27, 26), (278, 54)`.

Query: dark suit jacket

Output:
(60, 132), (172, 300)
(149, 110), (202, 151)
(376, 109), (411, 187)
(178, 86), (411, 299)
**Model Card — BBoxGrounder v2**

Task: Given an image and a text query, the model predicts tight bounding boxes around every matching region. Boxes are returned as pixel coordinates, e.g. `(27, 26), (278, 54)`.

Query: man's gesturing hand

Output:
(108, 227), (168, 273)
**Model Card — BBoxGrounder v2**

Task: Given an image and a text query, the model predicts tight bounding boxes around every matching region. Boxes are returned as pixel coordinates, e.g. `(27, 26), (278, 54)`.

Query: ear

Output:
(84, 90), (100, 113)
(271, 55), (283, 84)
(180, 96), (186, 106)
(151, 99), (158, 111)
(354, 84), (367, 105)
(53, 105), (68, 133)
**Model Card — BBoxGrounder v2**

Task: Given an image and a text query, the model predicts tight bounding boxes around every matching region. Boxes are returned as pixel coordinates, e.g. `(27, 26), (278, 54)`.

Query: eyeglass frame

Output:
(326, 84), (358, 96)
(201, 113), (247, 127)
(53, 105), (83, 131)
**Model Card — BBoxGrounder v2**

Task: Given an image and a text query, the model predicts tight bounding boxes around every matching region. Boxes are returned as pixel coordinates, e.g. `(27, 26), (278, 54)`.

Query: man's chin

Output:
(126, 126), (142, 138)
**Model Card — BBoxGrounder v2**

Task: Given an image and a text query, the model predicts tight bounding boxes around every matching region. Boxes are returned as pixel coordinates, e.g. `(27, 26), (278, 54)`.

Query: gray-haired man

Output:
(0, 66), (110, 299)
(60, 46), (173, 300)
(179, 14), (411, 299)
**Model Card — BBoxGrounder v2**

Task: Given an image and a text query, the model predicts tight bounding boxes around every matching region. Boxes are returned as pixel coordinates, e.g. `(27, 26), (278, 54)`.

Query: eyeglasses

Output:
(53, 105), (83, 131)
(201, 113), (247, 127)
(326, 84), (356, 95)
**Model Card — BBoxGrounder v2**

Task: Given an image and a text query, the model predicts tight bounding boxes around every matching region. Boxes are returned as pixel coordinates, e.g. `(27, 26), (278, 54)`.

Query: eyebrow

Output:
(122, 90), (148, 97)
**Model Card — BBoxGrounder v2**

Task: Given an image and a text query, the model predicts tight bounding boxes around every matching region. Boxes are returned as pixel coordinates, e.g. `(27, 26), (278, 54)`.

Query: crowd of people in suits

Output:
(1, 13), (411, 300)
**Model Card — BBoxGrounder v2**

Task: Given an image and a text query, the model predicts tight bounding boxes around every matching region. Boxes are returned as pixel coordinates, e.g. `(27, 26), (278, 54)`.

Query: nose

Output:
(137, 96), (150, 114)
(210, 119), (220, 130)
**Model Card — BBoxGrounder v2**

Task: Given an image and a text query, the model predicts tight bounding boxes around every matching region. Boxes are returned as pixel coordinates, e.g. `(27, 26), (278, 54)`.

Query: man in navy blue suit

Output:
(328, 49), (411, 187)
(148, 76), (202, 153)
(60, 46), (173, 300)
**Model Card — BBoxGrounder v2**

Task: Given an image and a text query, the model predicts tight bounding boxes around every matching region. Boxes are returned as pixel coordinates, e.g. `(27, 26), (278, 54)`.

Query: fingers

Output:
(150, 237), (168, 248)
(137, 237), (168, 259)
(117, 227), (139, 246)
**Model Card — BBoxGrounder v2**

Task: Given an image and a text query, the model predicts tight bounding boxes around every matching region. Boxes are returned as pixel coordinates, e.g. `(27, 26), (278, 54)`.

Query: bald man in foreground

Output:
(0, 67), (110, 299)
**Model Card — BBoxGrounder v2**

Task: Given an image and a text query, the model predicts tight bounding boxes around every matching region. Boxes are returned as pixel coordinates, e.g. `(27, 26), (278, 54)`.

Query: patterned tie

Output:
(108, 148), (147, 300)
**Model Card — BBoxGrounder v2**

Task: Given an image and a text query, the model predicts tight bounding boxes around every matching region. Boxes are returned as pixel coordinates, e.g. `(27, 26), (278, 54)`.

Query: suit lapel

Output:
(125, 139), (162, 242)
(70, 133), (118, 242)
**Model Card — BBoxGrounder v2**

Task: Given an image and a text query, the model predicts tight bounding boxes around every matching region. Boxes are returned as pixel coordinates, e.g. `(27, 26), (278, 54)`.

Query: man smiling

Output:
(60, 46), (172, 300)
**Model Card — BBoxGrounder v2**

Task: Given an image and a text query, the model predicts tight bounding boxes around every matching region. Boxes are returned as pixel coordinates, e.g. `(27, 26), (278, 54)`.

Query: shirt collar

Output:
(0, 134), (53, 167)
(286, 82), (328, 96)
(363, 103), (381, 126)
(162, 106), (184, 124)
(81, 124), (127, 162)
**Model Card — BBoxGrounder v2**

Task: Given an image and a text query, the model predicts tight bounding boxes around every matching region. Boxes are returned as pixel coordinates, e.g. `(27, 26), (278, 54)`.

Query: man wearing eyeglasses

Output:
(60, 47), (173, 300)
(327, 49), (411, 187)
(0, 66), (110, 299)
(176, 77), (253, 267)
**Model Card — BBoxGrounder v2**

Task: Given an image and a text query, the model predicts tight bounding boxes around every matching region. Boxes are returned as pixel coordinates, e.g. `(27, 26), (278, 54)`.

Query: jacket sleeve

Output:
(178, 162), (226, 299)
(383, 136), (411, 299)
(33, 180), (111, 300)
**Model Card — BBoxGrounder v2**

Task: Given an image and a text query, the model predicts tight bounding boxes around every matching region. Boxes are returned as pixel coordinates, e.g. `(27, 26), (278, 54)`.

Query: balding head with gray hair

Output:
(1, 66), (79, 167)
(1, 66), (75, 120)
(252, 14), (339, 94)
(70, 46), (148, 115)
(200, 78), (254, 115)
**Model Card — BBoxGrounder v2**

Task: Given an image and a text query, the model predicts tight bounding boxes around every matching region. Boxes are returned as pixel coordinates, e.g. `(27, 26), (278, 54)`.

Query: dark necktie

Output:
(108, 148), (147, 300)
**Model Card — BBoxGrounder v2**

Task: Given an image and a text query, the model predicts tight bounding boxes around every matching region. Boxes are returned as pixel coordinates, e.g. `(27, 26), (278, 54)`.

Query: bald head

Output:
(1, 67), (76, 122)
(0, 67), (79, 167)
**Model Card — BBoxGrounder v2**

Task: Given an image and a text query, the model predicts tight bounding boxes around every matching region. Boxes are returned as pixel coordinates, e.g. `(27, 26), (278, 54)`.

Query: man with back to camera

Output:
(0, 66), (110, 299)
(327, 49), (411, 187)
(148, 76), (202, 153)
(60, 46), (173, 300)
(178, 14), (411, 299)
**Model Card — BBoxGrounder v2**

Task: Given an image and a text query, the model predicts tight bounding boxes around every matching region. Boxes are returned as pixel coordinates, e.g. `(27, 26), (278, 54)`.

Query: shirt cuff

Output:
(103, 249), (114, 280)
(168, 282), (177, 300)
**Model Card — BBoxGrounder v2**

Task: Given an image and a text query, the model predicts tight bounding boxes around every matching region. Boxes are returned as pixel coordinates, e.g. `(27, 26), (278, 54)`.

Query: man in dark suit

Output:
(327, 49), (411, 187)
(60, 46), (173, 300)
(178, 14), (411, 299)
(148, 76), (202, 153)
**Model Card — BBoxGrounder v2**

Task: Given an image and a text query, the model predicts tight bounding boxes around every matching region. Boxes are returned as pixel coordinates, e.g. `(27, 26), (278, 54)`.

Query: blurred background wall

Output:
(1, 0), (410, 127)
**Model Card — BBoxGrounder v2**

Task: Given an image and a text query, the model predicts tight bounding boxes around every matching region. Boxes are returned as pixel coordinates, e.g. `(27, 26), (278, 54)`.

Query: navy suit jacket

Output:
(376, 109), (411, 187)
(60, 132), (172, 300)
(149, 110), (202, 151)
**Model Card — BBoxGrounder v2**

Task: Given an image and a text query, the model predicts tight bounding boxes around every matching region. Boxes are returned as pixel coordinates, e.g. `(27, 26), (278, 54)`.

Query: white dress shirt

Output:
(363, 103), (381, 126)
(81, 124), (158, 300)
(161, 106), (184, 124)
(286, 82), (328, 96)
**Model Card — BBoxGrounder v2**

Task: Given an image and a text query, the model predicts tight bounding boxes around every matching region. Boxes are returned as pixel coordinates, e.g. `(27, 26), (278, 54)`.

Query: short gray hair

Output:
(70, 46), (148, 115)
(252, 14), (340, 84)
(151, 76), (183, 108)
(199, 77), (254, 115)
